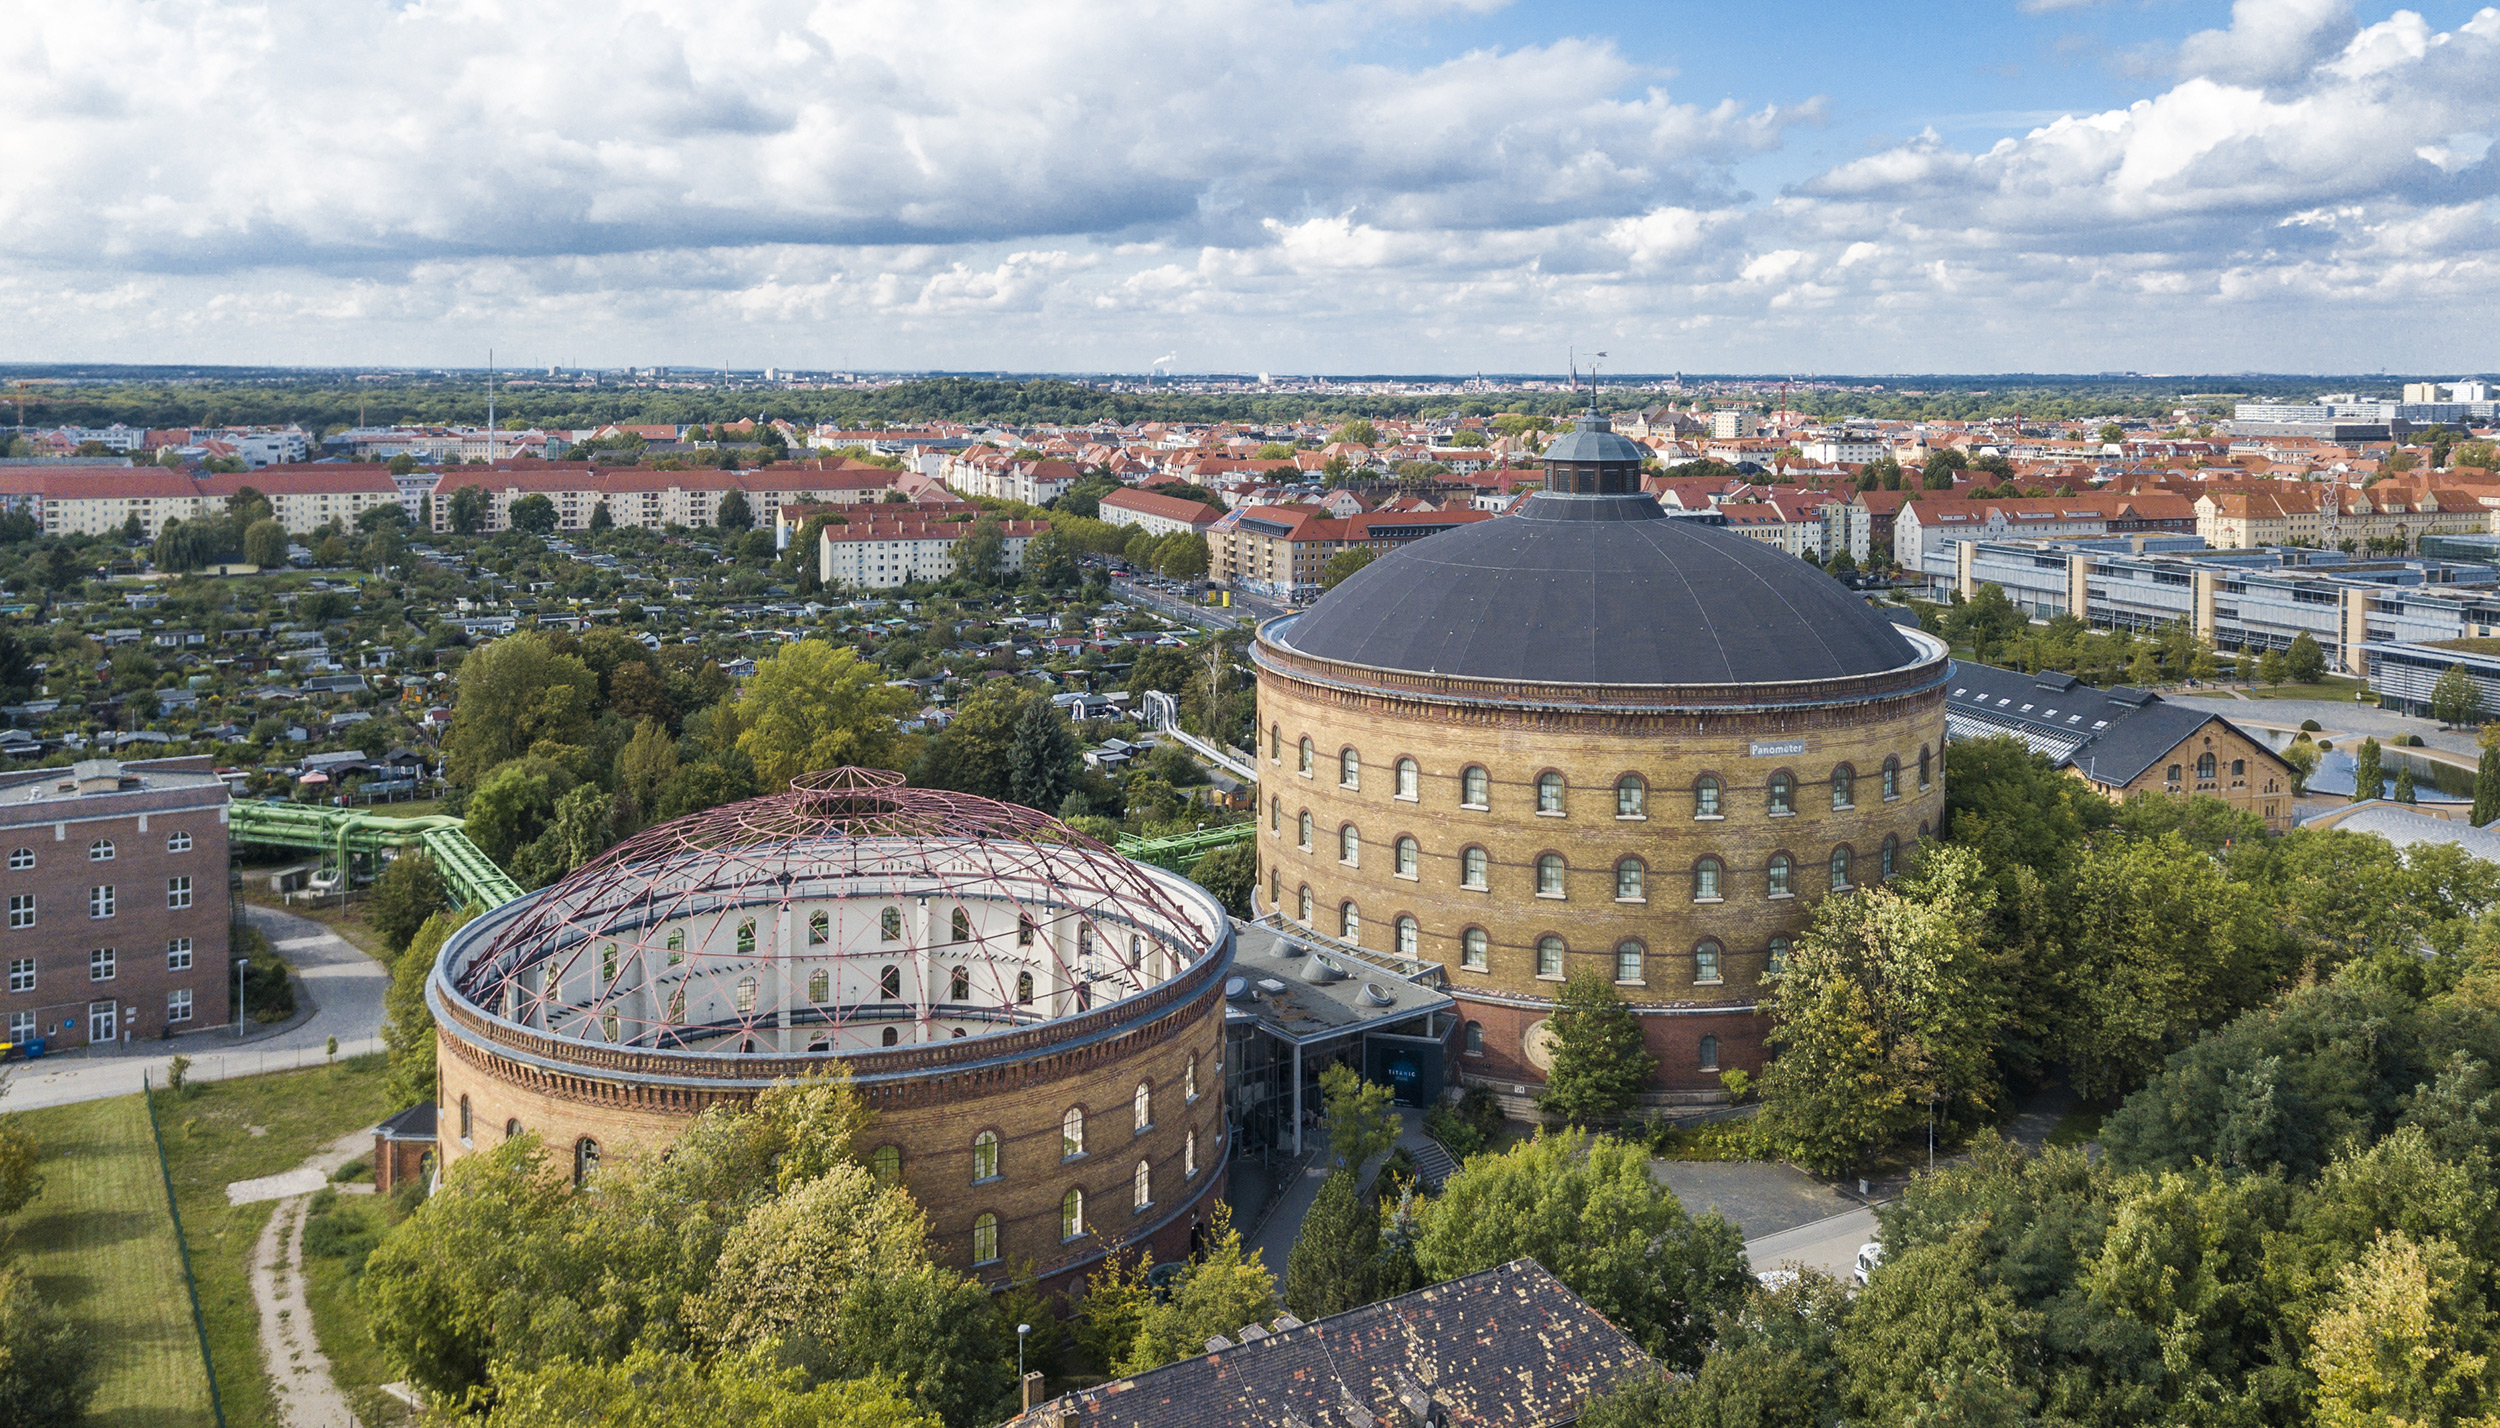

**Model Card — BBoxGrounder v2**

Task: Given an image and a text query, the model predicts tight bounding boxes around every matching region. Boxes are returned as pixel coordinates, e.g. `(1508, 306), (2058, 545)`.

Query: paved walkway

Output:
(1242, 1108), (1448, 1275)
(2174, 693), (2473, 759)
(12, 904), (391, 1111)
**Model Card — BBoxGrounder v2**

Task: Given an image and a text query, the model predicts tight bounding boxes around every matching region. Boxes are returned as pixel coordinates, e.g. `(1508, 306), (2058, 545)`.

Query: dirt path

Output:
(239, 1128), (375, 1428)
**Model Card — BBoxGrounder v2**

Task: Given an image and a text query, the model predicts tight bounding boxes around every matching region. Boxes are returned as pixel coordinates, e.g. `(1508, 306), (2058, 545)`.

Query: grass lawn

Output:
(9, 1093), (217, 1428)
(2239, 678), (2373, 703)
(152, 1056), (405, 1428)
(299, 1186), (416, 1427)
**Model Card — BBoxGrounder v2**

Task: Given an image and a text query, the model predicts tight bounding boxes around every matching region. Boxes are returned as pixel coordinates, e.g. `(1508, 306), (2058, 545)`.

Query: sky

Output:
(1, 0), (2495, 376)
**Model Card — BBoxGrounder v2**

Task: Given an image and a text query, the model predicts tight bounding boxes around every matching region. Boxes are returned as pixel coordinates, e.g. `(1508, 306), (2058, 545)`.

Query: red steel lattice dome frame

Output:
(450, 767), (1222, 1054)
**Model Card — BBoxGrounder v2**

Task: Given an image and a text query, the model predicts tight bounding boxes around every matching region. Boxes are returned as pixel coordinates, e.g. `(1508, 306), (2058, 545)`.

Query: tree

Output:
(510, 494), (558, 534)
(1757, 846), (2004, 1176)
(2259, 648), (2288, 687)
(735, 641), (910, 791)
(1416, 1131), (1748, 1369)
(368, 852), (448, 955)
(2306, 1232), (2499, 1428)
(468, 1347), (940, 1428)
(616, 718), (681, 835)
(448, 483), (490, 535)
(1020, 529), (1075, 588)
(950, 518), (1006, 583)
(1331, 419), (1379, 447)
(445, 633), (600, 784)
(1284, 1169), (1378, 1322)
(0, 1263), (95, 1428)
(1319, 547), (1378, 590)
(465, 757), (574, 865)
(716, 489), (754, 531)
(383, 907), (473, 1109)
(1919, 450), (1963, 490)
(1579, 1271), (1854, 1428)
(0, 1116), (39, 1218)
(1186, 840), (1256, 918)
(587, 501), (614, 532)
(1940, 584), (2025, 663)
(243, 517), (288, 568)
(1539, 973), (1654, 1125)
(513, 784), (616, 887)
(1153, 532), (1209, 581)
(1318, 1062), (1399, 1174)
(2432, 664), (2482, 728)
(1004, 697), (1081, 813)
(2287, 630), (2327, 684)
(2098, 423), (2126, 444)
(2474, 745), (2500, 827)
(1116, 1204), (1277, 1374)
(2351, 736), (2386, 804)
(2395, 763), (2418, 804)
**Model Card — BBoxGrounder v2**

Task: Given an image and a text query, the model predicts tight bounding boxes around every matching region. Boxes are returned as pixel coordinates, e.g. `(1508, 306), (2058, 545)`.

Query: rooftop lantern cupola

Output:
(1538, 408), (1646, 496)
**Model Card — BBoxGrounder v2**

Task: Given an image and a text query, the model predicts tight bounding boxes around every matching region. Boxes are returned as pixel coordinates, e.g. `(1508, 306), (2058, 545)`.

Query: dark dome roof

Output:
(1273, 493), (1921, 687)
(1539, 410), (1647, 466)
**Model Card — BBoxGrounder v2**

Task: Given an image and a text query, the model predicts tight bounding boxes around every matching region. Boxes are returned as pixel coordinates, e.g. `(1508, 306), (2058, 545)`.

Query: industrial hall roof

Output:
(1271, 490), (1922, 687)
(1942, 661), (2292, 788)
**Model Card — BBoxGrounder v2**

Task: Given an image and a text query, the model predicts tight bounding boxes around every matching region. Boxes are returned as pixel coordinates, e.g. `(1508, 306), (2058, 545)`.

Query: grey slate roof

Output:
(1277, 492), (1921, 686)
(1943, 661), (2289, 788)
(1005, 1259), (1649, 1428)
(1539, 409), (1648, 466)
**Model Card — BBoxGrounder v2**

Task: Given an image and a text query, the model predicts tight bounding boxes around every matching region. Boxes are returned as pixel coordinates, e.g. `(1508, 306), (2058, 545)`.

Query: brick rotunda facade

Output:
(428, 768), (1234, 1288)
(1251, 413), (1949, 1107)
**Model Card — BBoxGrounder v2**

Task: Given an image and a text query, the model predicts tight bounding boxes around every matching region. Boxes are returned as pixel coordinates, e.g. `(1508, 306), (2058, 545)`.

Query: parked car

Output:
(1853, 1240), (1884, 1286)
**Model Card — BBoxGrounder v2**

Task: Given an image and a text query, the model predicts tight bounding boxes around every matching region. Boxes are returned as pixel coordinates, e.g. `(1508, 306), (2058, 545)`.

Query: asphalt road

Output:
(7, 903), (390, 1110)
(1743, 1206), (1880, 1280)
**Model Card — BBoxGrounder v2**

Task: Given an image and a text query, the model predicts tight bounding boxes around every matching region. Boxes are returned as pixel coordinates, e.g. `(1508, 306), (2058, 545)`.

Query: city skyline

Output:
(4, 0), (2495, 373)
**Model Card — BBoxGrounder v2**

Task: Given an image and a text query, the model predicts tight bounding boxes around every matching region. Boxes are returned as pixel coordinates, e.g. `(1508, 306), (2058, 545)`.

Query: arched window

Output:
(1127, 934), (1143, 968)
(1062, 1106), (1086, 1158)
(736, 919), (757, 954)
(808, 910), (830, 945)
(1396, 757), (1419, 799)
(1918, 745), (1932, 790)
(1394, 836), (1418, 877)
(505, 1118), (521, 1140)
(973, 1213), (1000, 1264)
(881, 1026), (900, 1046)
(1830, 845), (1853, 892)
(2197, 752), (2217, 780)
(1699, 1036), (1720, 1072)
(1298, 885), (1314, 923)
(459, 1095), (473, 1144)
(600, 943), (618, 981)
(1395, 915), (1418, 957)
(1186, 1057), (1198, 1101)
(1881, 835), (1899, 880)
(951, 907), (972, 943)
(1270, 724), (1281, 761)
(1694, 941), (1723, 984)
(1460, 846), (1489, 889)
(879, 965), (902, 1001)
(1882, 757), (1900, 801)
(1691, 857), (1721, 902)
(1617, 774), (1647, 818)
(7, 848), (30, 871)
(734, 976), (758, 1013)
(1299, 737), (1314, 774)
(1615, 942), (1644, 983)
(950, 965), (971, 1000)
(668, 988), (686, 1021)
(1339, 824), (1360, 865)
(1061, 1187), (1085, 1240)
(1694, 776), (1722, 818)
(870, 1144), (901, 1185)
(1015, 970), (1035, 1004)
(1831, 764), (1855, 810)
(1340, 902), (1361, 945)
(880, 907), (903, 942)
(1537, 935), (1565, 978)
(1134, 1081), (1152, 1132)
(1299, 811), (1314, 850)
(1461, 926), (1489, 970)
(1768, 936), (1791, 973)
(1616, 858), (1645, 901)
(807, 968), (830, 1002)
(1768, 772), (1795, 815)
(1017, 916), (1036, 947)
(973, 1130), (1000, 1181)
(1463, 1021), (1485, 1054)
(88, 839), (113, 862)
(1460, 765), (1490, 808)
(1186, 1128), (1199, 1178)
(574, 1137), (601, 1186)
(1340, 748), (1360, 789)
(1536, 854), (1565, 896)
(666, 928), (685, 963)
(2232, 758), (2246, 777)
(1536, 772), (1565, 814)
(1271, 797), (1281, 832)
(1768, 853), (1794, 898)
(602, 1007), (620, 1042)
(1133, 1160), (1152, 1210)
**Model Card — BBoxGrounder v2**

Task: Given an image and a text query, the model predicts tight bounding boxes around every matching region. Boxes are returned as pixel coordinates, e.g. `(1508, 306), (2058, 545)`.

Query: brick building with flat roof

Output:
(0, 757), (234, 1049)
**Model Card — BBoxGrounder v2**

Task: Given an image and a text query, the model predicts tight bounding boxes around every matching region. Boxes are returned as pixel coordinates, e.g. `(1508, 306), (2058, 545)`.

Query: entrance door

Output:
(88, 1000), (117, 1044)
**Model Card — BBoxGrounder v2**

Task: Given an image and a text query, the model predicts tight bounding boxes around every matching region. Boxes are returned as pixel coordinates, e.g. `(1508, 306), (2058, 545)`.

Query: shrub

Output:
(2301, 718), (2324, 732)
(1422, 1103), (1484, 1160)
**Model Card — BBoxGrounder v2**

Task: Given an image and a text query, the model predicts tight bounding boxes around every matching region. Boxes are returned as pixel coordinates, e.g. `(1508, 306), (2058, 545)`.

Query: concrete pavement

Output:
(7, 903), (391, 1110)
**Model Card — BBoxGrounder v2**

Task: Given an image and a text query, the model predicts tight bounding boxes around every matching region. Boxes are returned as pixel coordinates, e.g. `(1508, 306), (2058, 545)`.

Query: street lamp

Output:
(1017, 1323), (1031, 1379)
(235, 957), (249, 1038)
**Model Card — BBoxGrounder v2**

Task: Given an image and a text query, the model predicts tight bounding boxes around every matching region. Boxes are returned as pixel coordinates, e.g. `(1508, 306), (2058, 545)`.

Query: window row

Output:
(1276, 899), (1799, 985)
(7, 937), (196, 993)
(711, 908), (1130, 960)
(1273, 836), (1903, 900)
(5, 832), (196, 871)
(3, 881), (192, 929)
(1273, 735), (1935, 816)
(1460, 1020), (1723, 1072)
(2168, 754), (2247, 784)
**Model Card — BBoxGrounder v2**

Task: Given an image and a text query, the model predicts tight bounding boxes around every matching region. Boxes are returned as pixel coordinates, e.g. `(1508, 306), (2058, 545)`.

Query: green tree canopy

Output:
(509, 493), (558, 534)
(1319, 547), (1378, 590)
(734, 641), (911, 791)
(1538, 973), (1655, 1125)
(443, 633), (600, 785)
(1284, 1169), (1378, 1322)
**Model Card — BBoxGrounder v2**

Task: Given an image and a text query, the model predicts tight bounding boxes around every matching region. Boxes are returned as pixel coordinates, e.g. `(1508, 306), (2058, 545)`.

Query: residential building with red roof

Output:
(1099, 488), (1223, 538)
(1207, 504), (1495, 601)
(429, 461), (907, 534)
(818, 515), (1049, 589)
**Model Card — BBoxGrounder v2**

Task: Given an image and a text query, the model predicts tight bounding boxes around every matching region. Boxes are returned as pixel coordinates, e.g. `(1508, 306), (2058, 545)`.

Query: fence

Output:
(139, 1068), (227, 1428)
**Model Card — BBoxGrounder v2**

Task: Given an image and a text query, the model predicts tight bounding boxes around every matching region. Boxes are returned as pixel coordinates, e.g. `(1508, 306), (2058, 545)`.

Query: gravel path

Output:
(240, 1129), (376, 1428)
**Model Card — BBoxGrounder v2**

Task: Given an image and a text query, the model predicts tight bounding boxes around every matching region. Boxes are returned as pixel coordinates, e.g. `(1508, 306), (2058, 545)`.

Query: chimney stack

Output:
(1022, 1372), (1047, 1412)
